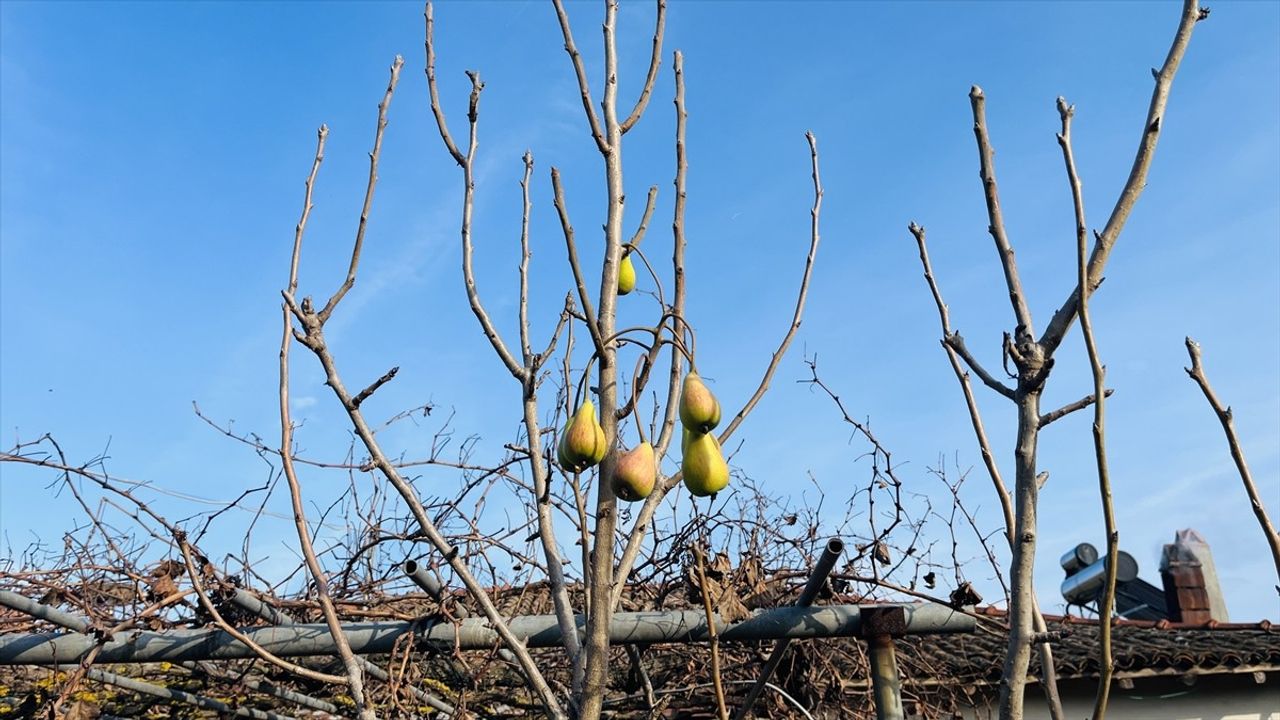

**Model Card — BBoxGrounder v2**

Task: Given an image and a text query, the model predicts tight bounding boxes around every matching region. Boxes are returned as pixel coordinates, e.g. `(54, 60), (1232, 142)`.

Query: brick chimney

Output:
(1160, 529), (1229, 623)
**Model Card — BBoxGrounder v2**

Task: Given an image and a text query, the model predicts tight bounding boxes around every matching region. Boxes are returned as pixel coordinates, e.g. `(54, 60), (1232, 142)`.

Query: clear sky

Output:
(2, 1), (1277, 622)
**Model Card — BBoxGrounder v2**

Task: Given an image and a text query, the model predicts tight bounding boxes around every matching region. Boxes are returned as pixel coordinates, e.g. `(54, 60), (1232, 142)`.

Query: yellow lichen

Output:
(421, 677), (457, 699)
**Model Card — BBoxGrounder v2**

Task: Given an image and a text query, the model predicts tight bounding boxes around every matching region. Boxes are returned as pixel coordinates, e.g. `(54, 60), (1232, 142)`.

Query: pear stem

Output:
(573, 354), (599, 410)
(624, 244), (667, 307)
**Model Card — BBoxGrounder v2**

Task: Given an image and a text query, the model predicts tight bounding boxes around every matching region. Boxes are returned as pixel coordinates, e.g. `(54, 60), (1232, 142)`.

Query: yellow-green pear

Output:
(557, 430), (574, 469)
(612, 442), (656, 502)
(682, 427), (693, 454)
(682, 431), (729, 497)
(558, 400), (605, 472)
(679, 372), (721, 433)
(617, 254), (637, 295)
(589, 421), (608, 465)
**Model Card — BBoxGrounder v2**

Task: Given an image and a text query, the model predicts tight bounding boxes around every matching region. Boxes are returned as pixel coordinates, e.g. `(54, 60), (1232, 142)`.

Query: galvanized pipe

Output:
(1, 603), (972, 665)
(733, 537), (844, 719)
(221, 587), (295, 627)
(2, 590), (344, 717)
(0, 590), (91, 633)
(186, 661), (343, 716)
(83, 667), (298, 720)
(403, 559), (446, 602)
(867, 634), (904, 720)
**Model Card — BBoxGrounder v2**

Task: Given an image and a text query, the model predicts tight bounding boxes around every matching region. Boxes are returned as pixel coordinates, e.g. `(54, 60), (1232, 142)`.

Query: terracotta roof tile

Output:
(894, 607), (1279, 685)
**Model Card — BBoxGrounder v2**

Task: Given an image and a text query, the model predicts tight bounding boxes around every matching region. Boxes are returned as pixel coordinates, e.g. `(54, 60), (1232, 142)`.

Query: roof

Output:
(885, 607), (1279, 690)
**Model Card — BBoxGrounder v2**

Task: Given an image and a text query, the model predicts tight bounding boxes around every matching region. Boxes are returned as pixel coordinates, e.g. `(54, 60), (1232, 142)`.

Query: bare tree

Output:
(907, 2), (1207, 719)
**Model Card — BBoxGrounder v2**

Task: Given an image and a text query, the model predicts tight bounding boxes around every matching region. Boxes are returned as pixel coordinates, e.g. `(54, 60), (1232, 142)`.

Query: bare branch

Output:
(1057, 94), (1119, 720)
(906, 223), (1015, 537)
(692, 543), (729, 720)
(280, 116), (377, 716)
(627, 185), (660, 253)
(519, 152), (536, 365)
(551, 0), (609, 154)
(654, 49), (689, 459)
(442, 67), (527, 380)
(969, 85), (1036, 340)
(288, 127), (328, 295)
(718, 131), (823, 442)
(1038, 388), (1115, 428)
(424, 2), (465, 167)
(291, 313), (567, 719)
(537, 293), (576, 368)
(551, 167), (606, 356)
(612, 122), (819, 611)
(619, 0), (666, 134)
(944, 332), (1016, 400)
(318, 55), (404, 324)
(176, 538), (347, 686)
(1039, 0), (1209, 356)
(351, 366), (400, 410)
(1184, 337), (1280, 591)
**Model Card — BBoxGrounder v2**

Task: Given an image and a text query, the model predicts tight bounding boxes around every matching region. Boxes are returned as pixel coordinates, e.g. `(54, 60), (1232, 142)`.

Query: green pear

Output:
(617, 254), (637, 295)
(558, 400), (606, 472)
(679, 372), (721, 433)
(682, 431), (729, 497)
(682, 427), (693, 454)
(612, 442), (656, 502)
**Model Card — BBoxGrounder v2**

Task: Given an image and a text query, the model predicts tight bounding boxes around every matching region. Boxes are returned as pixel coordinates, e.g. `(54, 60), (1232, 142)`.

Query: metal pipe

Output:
(2, 603), (973, 665)
(733, 537), (844, 719)
(0, 590), (91, 633)
(185, 661), (343, 716)
(867, 635), (904, 720)
(222, 587), (295, 627)
(403, 559), (446, 602)
(224, 585), (457, 717)
(82, 667), (297, 720)
(1, 591), (330, 717)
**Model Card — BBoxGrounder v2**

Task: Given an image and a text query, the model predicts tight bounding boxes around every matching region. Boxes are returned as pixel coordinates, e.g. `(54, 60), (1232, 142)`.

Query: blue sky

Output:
(2, 1), (1277, 622)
